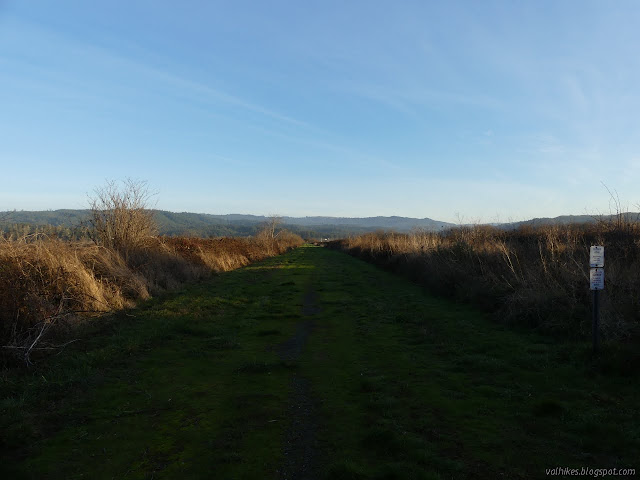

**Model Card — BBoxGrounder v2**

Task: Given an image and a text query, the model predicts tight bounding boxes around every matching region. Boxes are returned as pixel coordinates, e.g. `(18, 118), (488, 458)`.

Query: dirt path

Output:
(277, 285), (321, 480)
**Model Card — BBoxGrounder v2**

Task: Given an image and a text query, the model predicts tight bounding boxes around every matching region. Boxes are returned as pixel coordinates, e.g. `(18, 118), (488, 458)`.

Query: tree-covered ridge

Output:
(0, 210), (364, 240)
(0, 210), (449, 239)
(5, 209), (638, 240)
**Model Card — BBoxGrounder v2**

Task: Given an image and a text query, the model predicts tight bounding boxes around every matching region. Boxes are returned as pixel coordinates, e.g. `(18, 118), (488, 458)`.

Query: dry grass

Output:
(330, 223), (640, 341)
(0, 231), (303, 365)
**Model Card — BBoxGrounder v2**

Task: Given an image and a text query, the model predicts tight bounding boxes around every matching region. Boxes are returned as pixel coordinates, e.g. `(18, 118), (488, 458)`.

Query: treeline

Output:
(0, 217), (362, 241)
(1, 223), (91, 241)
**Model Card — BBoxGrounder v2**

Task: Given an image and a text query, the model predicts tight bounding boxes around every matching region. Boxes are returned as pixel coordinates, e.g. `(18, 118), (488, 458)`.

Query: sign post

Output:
(589, 246), (605, 353)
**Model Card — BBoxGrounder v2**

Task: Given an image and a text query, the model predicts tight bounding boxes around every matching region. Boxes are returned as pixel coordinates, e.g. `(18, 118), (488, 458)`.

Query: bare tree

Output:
(88, 179), (157, 253)
(256, 215), (283, 254)
(590, 183), (639, 235)
(265, 214), (283, 239)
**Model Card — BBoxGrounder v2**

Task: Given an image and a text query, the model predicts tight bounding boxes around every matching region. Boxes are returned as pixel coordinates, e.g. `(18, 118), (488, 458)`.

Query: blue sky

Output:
(1, 0), (640, 222)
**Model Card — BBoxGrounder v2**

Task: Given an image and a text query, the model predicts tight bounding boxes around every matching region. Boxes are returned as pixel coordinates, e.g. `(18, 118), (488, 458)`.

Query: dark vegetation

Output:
(2, 246), (638, 478)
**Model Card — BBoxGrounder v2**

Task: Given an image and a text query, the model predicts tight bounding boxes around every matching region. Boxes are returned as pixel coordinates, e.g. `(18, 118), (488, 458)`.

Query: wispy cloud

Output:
(335, 82), (504, 119)
(242, 120), (404, 171)
(130, 63), (309, 128)
(1, 17), (310, 129)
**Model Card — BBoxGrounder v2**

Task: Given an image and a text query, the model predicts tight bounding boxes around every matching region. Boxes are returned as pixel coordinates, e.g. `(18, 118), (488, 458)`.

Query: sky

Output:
(1, 0), (640, 222)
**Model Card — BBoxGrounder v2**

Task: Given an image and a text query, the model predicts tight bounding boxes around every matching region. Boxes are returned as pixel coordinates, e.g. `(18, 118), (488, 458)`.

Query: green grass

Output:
(2, 245), (639, 479)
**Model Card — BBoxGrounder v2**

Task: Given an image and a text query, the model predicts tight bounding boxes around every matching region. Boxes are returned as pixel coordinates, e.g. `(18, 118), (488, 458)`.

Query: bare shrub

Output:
(88, 179), (157, 255)
(255, 215), (284, 255)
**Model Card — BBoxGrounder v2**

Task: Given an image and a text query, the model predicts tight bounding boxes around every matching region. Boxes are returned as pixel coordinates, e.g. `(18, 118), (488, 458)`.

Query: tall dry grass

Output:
(331, 223), (640, 341)
(0, 231), (303, 365)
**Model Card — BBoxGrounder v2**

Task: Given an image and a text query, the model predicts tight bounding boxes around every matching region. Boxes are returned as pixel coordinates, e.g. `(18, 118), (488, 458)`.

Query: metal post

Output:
(592, 289), (599, 354)
(589, 246), (604, 354)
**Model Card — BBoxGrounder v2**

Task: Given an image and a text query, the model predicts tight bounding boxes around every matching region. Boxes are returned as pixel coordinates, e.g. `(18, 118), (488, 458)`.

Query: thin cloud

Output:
(243, 121), (404, 171)
(341, 82), (504, 116)
(3, 17), (310, 129)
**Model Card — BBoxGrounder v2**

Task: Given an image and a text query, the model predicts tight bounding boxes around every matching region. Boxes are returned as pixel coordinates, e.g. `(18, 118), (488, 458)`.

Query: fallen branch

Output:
(2, 339), (80, 351)
(3, 302), (95, 366)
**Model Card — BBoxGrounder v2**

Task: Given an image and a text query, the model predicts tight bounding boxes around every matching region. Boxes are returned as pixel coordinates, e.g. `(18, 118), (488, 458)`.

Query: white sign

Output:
(590, 245), (605, 268)
(590, 268), (605, 290)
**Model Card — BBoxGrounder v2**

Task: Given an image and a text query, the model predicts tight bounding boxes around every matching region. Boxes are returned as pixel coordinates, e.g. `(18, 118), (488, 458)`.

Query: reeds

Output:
(0, 232), (303, 365)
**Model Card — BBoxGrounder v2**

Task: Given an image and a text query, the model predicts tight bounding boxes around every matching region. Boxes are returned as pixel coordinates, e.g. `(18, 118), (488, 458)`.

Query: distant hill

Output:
(0, 209), (91, 227)
(4, 209), (637, 239)
(281, 215), (452, 230)
(0, 209), (454, 239)
(503, 213), (640, 229)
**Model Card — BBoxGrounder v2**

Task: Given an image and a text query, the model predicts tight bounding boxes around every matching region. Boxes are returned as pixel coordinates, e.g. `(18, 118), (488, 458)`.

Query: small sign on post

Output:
(590, 245), (605, 268)
(590, 268), (605, 290)
(589, 246), (604, 353)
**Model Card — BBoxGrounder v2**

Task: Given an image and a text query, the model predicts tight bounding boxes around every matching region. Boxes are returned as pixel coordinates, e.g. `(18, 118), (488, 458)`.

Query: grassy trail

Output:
(2, 245), (638, 479)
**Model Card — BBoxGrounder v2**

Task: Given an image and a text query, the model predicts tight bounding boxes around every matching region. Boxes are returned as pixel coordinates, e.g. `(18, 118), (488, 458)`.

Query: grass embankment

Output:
(3, 245), (639, 479)
(0, 233), (303, 366)
(330, 225), (640, 344)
